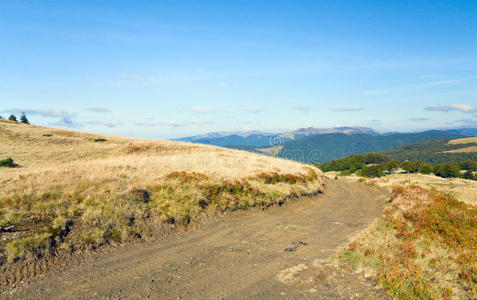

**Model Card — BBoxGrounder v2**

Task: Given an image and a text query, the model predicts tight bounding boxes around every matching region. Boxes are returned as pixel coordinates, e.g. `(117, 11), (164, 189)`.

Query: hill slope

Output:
(278, 131), (465, 163)
(0, 120), (323, 286)
(380, 136), (477, 164)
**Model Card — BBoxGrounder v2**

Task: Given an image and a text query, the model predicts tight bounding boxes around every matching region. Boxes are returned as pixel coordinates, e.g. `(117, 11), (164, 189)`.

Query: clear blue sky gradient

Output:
(1, 1), (476, 139)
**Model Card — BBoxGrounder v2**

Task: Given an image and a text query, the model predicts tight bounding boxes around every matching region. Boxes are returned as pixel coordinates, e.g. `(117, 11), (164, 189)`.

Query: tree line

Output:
(0, 113), (30, 124)
(315, 153), (477, 180)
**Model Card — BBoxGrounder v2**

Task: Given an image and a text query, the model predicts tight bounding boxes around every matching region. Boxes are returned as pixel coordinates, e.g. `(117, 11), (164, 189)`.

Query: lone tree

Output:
(8, 115), (17, 122)
(20, 112), (30, 124)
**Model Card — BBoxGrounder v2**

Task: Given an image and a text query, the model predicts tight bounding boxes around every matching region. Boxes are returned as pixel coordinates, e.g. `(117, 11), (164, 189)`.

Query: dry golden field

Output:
(446, 137), (477, 153)
(325, 171), (477, 206)
(448, 136), (477, 145)
(0, 119), (323, 267)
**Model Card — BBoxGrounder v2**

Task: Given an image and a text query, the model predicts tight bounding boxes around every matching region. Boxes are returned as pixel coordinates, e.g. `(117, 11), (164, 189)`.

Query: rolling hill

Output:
(0, 119), (324, 286)
(277, 130), (465, 163)
(380, 136), (477, 164)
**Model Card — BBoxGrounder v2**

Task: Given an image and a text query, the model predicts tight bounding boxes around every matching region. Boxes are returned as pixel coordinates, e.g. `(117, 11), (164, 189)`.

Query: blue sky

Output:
(1, 0), (476, 139)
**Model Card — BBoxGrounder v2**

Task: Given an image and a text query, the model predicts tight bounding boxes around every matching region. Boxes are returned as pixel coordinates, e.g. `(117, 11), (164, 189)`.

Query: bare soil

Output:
(5, 179), (388, 299)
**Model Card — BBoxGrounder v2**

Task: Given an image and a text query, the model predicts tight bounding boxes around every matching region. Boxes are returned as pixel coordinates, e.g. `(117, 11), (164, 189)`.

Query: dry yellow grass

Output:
(326, 171), (477, 206)
(448, 136), (477, 145)
(0, 119), (324, 263)
(444, 145), (477, 153)
(0, 119), (320, 182)
(337, 184), (477, 299)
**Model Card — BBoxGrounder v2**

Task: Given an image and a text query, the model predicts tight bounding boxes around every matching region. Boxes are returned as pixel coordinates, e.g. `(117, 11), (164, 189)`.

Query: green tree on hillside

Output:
(400, 161), (418, 173)
(418, 163), (433, 174)
(8, 115), (17, 122)
(463, 170), (475, 180)
(359, 165), (383, 178)
(433, 163), (461, 178)
(460, 160), (477, 171)
(20, 112), (30, 124)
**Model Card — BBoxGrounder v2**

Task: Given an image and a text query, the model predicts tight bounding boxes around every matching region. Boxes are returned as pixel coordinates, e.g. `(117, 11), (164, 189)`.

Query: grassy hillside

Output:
(0, 120), (323, 281)
(340, 184), (477, 298)
(380, 137), (477, 164)
(278, 131), (464, 163)
(327, 173), (477, 298)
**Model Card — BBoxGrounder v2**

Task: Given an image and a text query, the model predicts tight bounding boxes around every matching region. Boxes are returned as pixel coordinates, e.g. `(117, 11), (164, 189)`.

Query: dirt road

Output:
(8, 180), (388, 299)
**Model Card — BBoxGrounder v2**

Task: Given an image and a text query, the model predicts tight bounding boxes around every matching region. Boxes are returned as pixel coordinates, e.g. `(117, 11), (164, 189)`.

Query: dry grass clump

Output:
(0, 121), (324, 267)
(254, 167), (319, 184)
(338, 185), (477, 299)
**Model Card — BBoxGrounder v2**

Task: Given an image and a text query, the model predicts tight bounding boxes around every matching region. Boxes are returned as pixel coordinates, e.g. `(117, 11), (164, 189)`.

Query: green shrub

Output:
(42, 133), (53, 137)
(433, 163), (461, 178)
(463, 170), (475, 180)
(359, 165), (383, 178)
(0, 157), (18, 168)
(459, 160), (477, 171)
(94, 138), (107, 142)
(8, 115), (17, 122)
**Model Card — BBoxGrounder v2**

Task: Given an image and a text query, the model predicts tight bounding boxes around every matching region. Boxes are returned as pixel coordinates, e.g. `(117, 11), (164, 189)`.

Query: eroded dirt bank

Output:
(6, 180), (388, 299)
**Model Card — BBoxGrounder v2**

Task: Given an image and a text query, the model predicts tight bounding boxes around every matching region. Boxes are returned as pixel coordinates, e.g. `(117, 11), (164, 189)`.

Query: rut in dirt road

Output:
(8, 180), (388, 299)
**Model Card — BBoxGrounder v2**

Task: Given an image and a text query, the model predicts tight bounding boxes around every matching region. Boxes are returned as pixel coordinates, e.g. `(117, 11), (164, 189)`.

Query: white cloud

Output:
(193, 106), (217, 113)
(49, 118), (81, 128)
(119, 73), (143, 81)
(6, 108), (79, 128)
(410, 78), (466, 88)
(243, 104), (265, 113)
(329, 107), (364, 112)
(85, 107), (111, 113)
(409, 118), (429, 122)
(85, 120), (122, 128)
(425, 104), (477, 113)
(135, 120), (213, 129)
(8, 108), (76, 119)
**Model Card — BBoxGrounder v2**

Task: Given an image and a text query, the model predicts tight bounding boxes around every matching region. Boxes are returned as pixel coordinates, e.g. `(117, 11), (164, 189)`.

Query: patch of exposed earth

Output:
(6, 179), (388, 299)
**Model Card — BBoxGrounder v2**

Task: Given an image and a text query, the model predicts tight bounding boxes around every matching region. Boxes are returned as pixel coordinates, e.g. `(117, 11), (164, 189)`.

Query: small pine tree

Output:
(20, 113), (30, 124)
(0, 115), (3, 119)
(8, 115), (17, 122)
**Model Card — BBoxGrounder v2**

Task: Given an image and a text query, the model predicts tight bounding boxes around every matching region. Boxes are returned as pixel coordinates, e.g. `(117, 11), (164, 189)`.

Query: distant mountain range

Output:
(174, 126), (381, 147)
(174, 126), (476, 163)
(447, 127), (477, 137)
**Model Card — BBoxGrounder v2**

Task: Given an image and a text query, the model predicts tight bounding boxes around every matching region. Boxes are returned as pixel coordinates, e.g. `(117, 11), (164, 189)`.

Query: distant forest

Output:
(276, 131), (465, 163)
(379, 139), (477, 164)
(316, 153), (477, 180)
